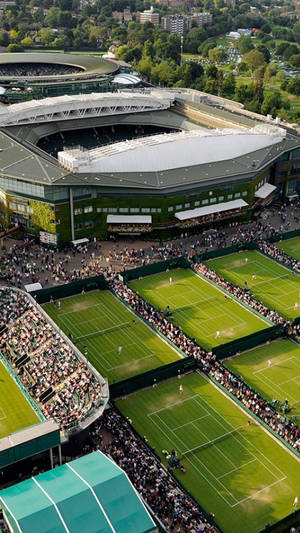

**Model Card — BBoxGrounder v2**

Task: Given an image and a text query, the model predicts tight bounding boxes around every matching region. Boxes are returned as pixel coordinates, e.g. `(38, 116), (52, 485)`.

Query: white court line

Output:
(173, 414), (210, 431)
(278, 375), (300, 387)
(148, 394), (199, 416)
(231, 477), (287, 508)
(253, 356), (297, 374)
(199, 395), (286, 480)
(149, 408), (235, 507)
(0, 407), (6, 421)
(58, 302), (104, 316)
(189, 419), (237, 470)
(255, 372), (298, 404)
(217, 458), (256, 480)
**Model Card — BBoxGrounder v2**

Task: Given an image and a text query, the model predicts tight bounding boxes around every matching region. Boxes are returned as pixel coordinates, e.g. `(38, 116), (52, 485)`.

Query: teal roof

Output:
(0, 451), (156, 533)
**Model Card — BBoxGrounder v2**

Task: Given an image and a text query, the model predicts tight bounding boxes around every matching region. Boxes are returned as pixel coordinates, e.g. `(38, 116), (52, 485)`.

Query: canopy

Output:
(24, 282), (42, 293)
(72, 238), (89, 246)
(175, 199), (248, 221)
(255, 183), (276, 199)
(107, 215), (152, 224)
(0, 451), (157, 533)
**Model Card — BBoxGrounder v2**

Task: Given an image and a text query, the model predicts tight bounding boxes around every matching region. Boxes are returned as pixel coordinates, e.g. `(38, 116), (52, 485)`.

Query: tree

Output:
(288, 75), (300, 97)
(289, 54), (300, 68)
(199, 40), (216, 57)
(184, 27), (207, 54)
(256, 44), (270, 63)
(7, 43), (24, 52)
(221, 72), (236, 99)
(283, 44), (299, 61)
(20, 36), (33, 48)
(236, 35), (254, 55)
(261, 92), (282, 116)
(208, 47), (227, 64)
(293, 21), (300, 43)
(243, 49), (266, 72)
(38, 27), (54, 46)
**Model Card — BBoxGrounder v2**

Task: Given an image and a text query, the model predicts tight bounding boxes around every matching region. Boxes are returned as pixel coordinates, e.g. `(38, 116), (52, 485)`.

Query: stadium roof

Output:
(0, 52), (118, 80)
(112, 74), (141, 85)
(0, 451), (157, 533)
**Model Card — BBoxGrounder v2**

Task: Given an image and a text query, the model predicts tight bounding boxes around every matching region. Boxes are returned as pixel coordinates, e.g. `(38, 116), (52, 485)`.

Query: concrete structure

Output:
(161, 14), (185, 34)
(0, 84), (299, 242)
(138, 7), (160, 25)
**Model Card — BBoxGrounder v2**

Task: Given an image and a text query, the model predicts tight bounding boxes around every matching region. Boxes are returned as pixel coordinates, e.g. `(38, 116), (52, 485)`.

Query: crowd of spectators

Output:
(0, 287), (105, 431)
(193, 263), (288, 326)
(0, 62), (82, 78)
(98, 408), (218, 533)
(108, 223), (152, 233)
(258, 240), (300, 272)
(111, 278), (300, 453)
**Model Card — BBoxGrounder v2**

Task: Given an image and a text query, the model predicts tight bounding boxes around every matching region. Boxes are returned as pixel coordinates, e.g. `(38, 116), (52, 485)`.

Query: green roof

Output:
(0, 451), (156, 533)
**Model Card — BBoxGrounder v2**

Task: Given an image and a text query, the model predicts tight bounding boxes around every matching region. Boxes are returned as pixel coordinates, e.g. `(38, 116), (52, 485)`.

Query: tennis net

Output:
(76, 321), (131, 342)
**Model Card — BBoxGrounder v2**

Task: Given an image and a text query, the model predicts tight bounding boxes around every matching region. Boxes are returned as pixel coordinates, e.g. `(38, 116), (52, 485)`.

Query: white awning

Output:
(72, 238), (89, 246)
(255, 183), (276, 199)
(25, 282), (42, 292)
(175, 199), (248, 221)
(107, 215), (152, 224)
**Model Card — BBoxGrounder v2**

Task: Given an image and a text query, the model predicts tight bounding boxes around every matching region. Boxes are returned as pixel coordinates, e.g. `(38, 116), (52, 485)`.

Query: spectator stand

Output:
(175, 199), (249, 230)
(107, 215), (152, 235)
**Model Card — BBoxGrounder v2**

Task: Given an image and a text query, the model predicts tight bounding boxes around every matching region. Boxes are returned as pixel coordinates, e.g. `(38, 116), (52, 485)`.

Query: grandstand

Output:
(0, 286), (109, 469)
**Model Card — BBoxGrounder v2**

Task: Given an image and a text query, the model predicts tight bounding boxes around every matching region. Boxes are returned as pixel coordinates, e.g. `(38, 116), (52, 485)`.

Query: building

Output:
(0, 55), (299, 243)
(161, 14), (186, 34)
(138, 7), (160, 25)
(0, 451), (158, 533)
(191, 12), (213, 26)
(112, 8), (132, 24)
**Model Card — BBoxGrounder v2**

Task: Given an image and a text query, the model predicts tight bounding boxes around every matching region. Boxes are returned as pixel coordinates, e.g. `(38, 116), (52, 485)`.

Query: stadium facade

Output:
(0, 63), (298, 242)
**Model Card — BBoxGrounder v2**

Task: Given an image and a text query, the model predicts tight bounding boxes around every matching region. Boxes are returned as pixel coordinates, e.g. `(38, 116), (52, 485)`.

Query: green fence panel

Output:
(268, 228), (300, 244)
(110, 358), (197, 399)
(257, 509), (300, 533)
(193, 242), (258, 263)
(121, 256), (190, 283)
(32, 275), (109, 304)
(213, 325), (285, 359)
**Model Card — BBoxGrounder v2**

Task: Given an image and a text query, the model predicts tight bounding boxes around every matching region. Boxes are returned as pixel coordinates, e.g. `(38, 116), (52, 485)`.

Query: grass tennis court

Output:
(130, 269), (269, 350)
(276, 236), (300, 262)
(43, 290), (180, 383)
(225, 338), (300, 420)
(117, 372), (300, 533)
(0, 361), (40, 438)
(208, 250), (300, 320)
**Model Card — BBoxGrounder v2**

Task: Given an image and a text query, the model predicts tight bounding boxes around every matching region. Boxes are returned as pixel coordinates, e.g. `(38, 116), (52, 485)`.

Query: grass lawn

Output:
(224, 338), (300, 420)
(276, 236), (300, 262)
(130, 269), (269, 350)
(116, 372), (300, 533)
(0, 360), (40, 438)
(208, 250), (300, 320)
(43, 290), (180, 383)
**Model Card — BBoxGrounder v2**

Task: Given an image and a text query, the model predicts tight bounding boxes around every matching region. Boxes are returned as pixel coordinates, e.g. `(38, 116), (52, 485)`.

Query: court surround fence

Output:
(31, 274), (109, 304)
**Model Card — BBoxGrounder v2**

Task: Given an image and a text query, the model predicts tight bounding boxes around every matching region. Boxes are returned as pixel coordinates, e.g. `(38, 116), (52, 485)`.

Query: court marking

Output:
(0, 407), (7, 421)
(148, 393), (286, 507)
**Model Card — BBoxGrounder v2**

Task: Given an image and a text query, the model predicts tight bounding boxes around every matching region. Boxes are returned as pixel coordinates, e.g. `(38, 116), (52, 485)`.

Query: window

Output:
(194, 201), (200, 207)
(168, 206), (174, 212)
(85, 221), (94, 229)
(119, 208), (129, 213)
(142, 208), (150, 213)
(102, 207), (108, 213)
(130, 208), (140, 213)
(108, 207), (117, 213)
(74, 208), (82, 215)
(184, 203), (190, 208)
(242, 191), (248, 197)
(74, 223), (83, 231)
(218, 196), (224, 202)
(97, 207), (102, 213)
(210, 198), (216, 203)
(84, 206), (93, 214)
(202, 199), (209, 205)
(157, 208), (162, 213)
(234, 192), (241, 198)
(151, 208), (157, 213)
(227, 194), (233, 200)
(176, 204), (182, 210)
